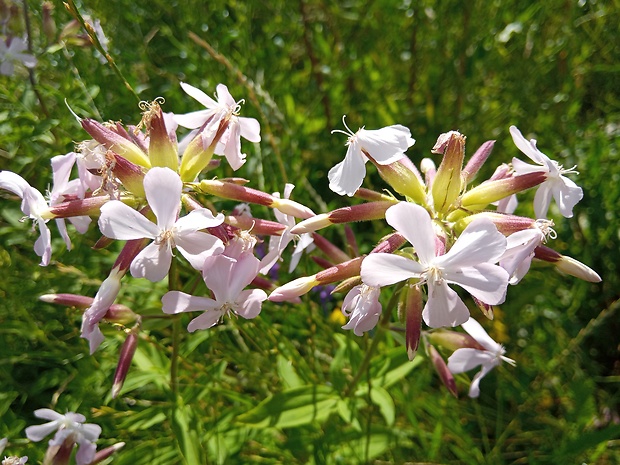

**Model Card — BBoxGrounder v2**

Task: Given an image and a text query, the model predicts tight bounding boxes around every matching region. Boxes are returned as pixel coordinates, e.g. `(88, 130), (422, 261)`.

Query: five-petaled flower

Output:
(341, 284), (383, 336)
(329, 117), (415, 196)
(510, 125), (583, 218)
(361, 202), (509, 328)
(174, 82), (261, 170)
(98, 167), (225, 281)
(161, 251), (268, 332)
(25, 409), (101, 465)
(447, 317), (516, 398)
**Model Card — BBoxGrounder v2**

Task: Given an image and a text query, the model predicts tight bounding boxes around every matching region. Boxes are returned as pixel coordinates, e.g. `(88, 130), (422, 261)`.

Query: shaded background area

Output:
(1, 0), (619, 463)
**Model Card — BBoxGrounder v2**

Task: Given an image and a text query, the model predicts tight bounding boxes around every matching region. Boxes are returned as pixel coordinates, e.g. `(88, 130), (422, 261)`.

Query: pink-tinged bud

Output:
(269, 276), (320, 302)
(432, 131), (466, 214)
(403, 284), (423, 360)
(316, 256), (363, 284)
(105, 304), (138, 325)
(225, 215), (286, 236)
(146, 103), (179, 170)
(473, 297), (495, 320)
(311, 232), (351, 264)
(371, 233), (407, 254)
(455, 212), (537, 235)
(460, 172), (547, 211)
(251, 275), (277, 292)
(420, 158), (436, 188)
(463, 140), (495, 184)
(344, 225), (359, 257)
(40, 293), (94, 308)
(199, 179), (273, 206)
(44, 437), (74, 465)
(427, 330), (486, 352)
(81, 119), (151, 168)
(291, 201), (396, 234)
(113, 154), (146, 197)
(43, 195), (112, 219)
(354, 188), (396, 202)
(427, 343), (458, 398)
(114, 237), (151, 273)
(112, 328), (139, 398)
(375, 159), (427, 205)
(534, 246), (601, 282)
(90, 442), (125, 465)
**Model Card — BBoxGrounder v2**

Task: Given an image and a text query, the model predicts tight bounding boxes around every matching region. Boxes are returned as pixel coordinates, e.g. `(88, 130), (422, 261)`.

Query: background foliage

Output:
(1, 0), (619, 463)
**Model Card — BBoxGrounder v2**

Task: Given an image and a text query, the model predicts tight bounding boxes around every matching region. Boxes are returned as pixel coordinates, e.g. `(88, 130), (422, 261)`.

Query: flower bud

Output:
(81, 119), (151, 168)
(402, 284), (423, 360)
(462, 140), (495, 184)
(427, 342), (458, 397)
(291, 201), (396, 234)
(454, 212), (537, 235)
(460, 172), (546, 211)
(112, 153), (146, 197)
(112, 328), (139, 398)
(534, 246), (601, 282)
(89, 442), (125, 465)
(146, 102), (179, 170)
(42, 2), (57, 43)
(426, 330), (486, 352)
(179, 118), (220, 181)
(375, 158), (427, 205)
(269, 276), (320, 302)
(311, 233), (351, 264)
(42, 195), (112, 220)
(432, 131), (466, 214)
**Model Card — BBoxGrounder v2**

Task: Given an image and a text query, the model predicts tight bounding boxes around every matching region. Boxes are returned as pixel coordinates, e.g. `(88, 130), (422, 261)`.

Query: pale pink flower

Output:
(98, 167), (225, 281)
(0, 37), (36, 76)
(329, 117), (415, 196)
(361, 202), (509, 328)
(447, 317), (515, 398)
(510, 125), (583, 218)
(0, 171), (52, 265)
(162, 252), (267, 332)
(500, 220), (553, 284)
(25, 409), (101, 465)
(259, 183), (314, 274)
(174, 83), (261, 170)
(341, 284), (382, 336)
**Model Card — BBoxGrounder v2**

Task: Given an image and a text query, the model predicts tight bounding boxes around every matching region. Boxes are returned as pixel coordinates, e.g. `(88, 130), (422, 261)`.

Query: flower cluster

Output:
(0, 81), (600, 404)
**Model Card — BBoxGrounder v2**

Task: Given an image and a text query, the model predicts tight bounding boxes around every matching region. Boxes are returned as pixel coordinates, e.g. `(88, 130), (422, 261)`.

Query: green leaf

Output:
(277, 354), (303, 389)
(237, 385), (339, 428)
(368, 386), (395, 426)
(170, 399), (205, 465)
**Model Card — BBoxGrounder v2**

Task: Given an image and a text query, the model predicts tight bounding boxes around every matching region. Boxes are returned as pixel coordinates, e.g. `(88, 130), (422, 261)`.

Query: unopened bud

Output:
(426, 330), (486, 352)
(403, 284), (423, 360)
(42, 2), (57, 42)
(428, 343), (458, 397)
(462, 140), (495, 184)
(81, 119), (151, 168)
(112, 154), (146, 197)
(43, 195), (113, 220)
(420, 157), (436, 188)
(269, 276), (320, 302)
(89, 442), (125, 464)
(291, 201), (396, 234)
(375, 159), (427, 205)
(112, 328), (139, 398)
(534, 246), (601, 282)
(146, 103), (179, 170)
(432, 131), (466, 214)
(455, 212), (537, 236)
(461, 172), (546, 211)
(179, 118), (219, 181)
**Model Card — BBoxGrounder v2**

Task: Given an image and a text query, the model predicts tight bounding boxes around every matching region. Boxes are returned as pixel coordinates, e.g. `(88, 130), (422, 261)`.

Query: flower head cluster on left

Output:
(0, 83), (315, 397)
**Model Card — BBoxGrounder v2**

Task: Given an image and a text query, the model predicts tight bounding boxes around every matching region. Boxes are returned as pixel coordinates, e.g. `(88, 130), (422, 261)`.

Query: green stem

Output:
(169, 258), (181, 395)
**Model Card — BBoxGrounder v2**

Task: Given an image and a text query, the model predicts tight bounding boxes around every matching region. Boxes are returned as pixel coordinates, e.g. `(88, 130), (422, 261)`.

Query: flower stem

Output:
(169, 259), (181, 395)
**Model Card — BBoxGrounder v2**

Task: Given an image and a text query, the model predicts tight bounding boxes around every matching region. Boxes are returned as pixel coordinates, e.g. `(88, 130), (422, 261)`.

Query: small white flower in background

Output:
(25, 409), (101, 465)
(174, 83), (261, 170)
(0, 37), (36, 76)
(0, 437), (28, 464)
(329, 117), (415, 196)
(447, 318), (515, 398)
(341, 284), (382, 336)
(361, 202), (509, 328)
(98, 167), (225, 281)
(509, 125), (583, 218)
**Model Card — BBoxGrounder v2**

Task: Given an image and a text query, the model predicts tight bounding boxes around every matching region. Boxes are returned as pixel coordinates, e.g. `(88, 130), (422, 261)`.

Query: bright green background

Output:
(1, 1), (619, 463)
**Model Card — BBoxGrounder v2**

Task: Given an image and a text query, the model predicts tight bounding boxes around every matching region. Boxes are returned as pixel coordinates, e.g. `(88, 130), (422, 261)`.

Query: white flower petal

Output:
(0, 170), (30, 197)
(180, 82), (218, 109)
(239, 116), (261, 142)
(553, 176), (583, 218)
(357, 125), (414, 165)
(161, 291), (218, 314)
(443, 263), (509, 306)
(187, 310), (224, 332)
(361, 253), (424, 287)
(176, 232), (224, 269)
(385, 202), (436, 264)
(98, 201), (159, 240)
(130, 242), (172, 282)
(144, 167), (182, 229)
(25, 422), (59, 442)
(216, 83), (236, 107)
(423, 281), (470, 328)
(227, 252), (260, 298)
(175, 209), (224, 233)
(509, 126), (546, 165)
(460, 318), (502, 352)
(202, 254), (236, 302)
(328, 140), (366, 196)
(174, 109), (215, 129)
(34, 219), (52, 266)
(235, 289), (267, 319)
(33, 409), (64, 421)
(467, 363), (496, 398)
(437, 218), (506, 268)
(447, 348), (494, 374)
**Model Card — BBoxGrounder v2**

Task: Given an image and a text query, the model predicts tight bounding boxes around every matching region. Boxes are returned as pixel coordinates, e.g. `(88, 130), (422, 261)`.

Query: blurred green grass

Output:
(1, 0), (619, 463)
